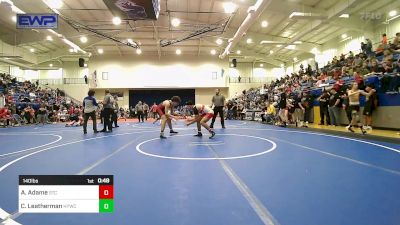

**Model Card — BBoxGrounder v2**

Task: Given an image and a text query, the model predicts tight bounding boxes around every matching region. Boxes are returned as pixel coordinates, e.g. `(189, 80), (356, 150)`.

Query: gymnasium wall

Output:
(195, 88), (228, 105)
(88, 56), (228, 88)
(313, 106), (400, 129)
(92, 88), (226, 109)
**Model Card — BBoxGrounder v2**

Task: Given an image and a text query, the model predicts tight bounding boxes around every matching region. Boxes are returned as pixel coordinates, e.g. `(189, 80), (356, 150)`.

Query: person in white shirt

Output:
(185, 101), (216, 139)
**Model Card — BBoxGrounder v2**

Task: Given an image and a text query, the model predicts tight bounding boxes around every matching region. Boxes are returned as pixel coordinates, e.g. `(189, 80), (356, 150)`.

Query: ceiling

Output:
(0, 0), (399, 67)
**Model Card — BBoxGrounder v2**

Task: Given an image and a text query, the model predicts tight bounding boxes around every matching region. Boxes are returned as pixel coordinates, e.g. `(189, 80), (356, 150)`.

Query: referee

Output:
(210, 88), (226, 129)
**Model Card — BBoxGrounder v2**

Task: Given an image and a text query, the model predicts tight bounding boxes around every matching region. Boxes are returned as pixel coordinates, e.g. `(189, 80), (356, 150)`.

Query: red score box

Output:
(99, 185), (114, 199)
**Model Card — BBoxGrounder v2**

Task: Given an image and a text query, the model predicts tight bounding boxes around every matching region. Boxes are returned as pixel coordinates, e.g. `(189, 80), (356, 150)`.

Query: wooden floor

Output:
(307, 124), (400, 139)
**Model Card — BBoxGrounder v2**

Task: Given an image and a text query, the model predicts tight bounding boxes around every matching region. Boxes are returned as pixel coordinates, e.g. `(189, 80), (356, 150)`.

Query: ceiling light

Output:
(210, 49), (217, 55)
(176, 49), (182, 55)
(293, 57), (297, 61)
(311, 47), (320, 54)
(171, 18), (181, 27)
(276, 44), (282, 47)
(308, 58), (313, 61)
(69, 48), (73, 53)
(30, 48), (35, 53)
(223, 2), (237, 14)
(11, 15), (16, 22)
(112, 16), (121, 25)
(294, 41), (302, 44)
(341, 34), (347, 39)
(230, 63), (234, 67)
(80, 36), (87, 43)
(339, 13), (349, 18)
(389, 10), (397, 17)
(84, 63), (88, 67)
(261, 21), (268, 28)
(246, 38), (253, 44)
(236, 50), (241, 54)
(43, 0), (63, 9)
(286, 45), (296, 50)
(127, 38), (133, 44)
(49, 63), (53, 67)
(269, 50), (273, 54)
(46, 36), (53, 41)
(280, 64), (284, 67)
(97, 48), (104, 54)
(88, 52), (92, 57)
(260, 63), (264, 67)
(73, 48), (78, 53)
(216, 38), (223, 45)
(136, 49), (142, 55)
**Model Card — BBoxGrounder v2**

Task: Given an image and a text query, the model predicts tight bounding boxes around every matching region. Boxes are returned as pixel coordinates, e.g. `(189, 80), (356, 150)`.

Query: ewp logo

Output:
(17, 14), (58, 29)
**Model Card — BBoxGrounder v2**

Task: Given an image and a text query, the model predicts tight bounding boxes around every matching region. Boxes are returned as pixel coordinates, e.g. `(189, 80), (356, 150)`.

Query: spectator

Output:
(363, 84), (377, 131)
(382, 33), (388, 45)
(0, 105), (14, 127)
(318, 90), (330, 125)
(143, 102), (149, 121)
(36, 104), (47, 125)
(82, 90), (98, 134)
(261, 101), (276, 123)
(328, 88), (341, 126)
(112, 95), (119, 128)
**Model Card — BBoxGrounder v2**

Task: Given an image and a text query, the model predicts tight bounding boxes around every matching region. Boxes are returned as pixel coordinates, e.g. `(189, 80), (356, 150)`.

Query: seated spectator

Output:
(23, 105), (35, 124)
(368, 60), (384, 73)
(36, 104), (47, 125)
(382, 61), (394, 74)
(66, 108), (83, 127)
(261, 101), (276, 123)
(0, 105), (15, 127)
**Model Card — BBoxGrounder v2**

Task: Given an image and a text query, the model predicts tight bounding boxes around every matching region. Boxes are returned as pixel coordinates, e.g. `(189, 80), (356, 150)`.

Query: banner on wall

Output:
(91, 70), (97, 88)
(103, 0), (160, 20)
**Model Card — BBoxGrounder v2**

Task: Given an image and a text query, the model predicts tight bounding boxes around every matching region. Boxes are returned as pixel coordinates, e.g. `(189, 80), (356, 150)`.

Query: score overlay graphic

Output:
(18, 175), (114, 213)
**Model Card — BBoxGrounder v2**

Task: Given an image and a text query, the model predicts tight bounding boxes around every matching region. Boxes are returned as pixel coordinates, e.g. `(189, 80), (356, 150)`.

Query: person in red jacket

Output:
(0, 105), (14, 126)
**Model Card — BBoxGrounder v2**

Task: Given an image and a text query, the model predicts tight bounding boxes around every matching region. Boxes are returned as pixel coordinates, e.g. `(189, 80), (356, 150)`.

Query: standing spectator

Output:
(318, 90), (330, 125)
(278, 92), (288, 127)
(143, 102), (149, 121)
(84, 75), (88, 84)
(301, 91), (314, 125)
(100, 90), (114, 133)
(393, 32), (400, 50)
(0, 93), (4, 108)
(150, 102), (158, 119)
(363, 84), (377, 130)
(328, 88), (341, 126)
(210, 88), (226, 129)
(112, 96), (119, 128)
(365, 38), (373, 56)
(82, 90), (98, 134)
(135, 101), (144, 123)
(382, 33), (388, 45)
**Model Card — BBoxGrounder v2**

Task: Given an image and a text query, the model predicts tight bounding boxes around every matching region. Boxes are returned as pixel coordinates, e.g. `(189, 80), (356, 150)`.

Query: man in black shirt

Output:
(328, 88), (341, 126)
(302, 91), (314, 125)
(318, 90), (330, 125)
(363, 84), (377, 130)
